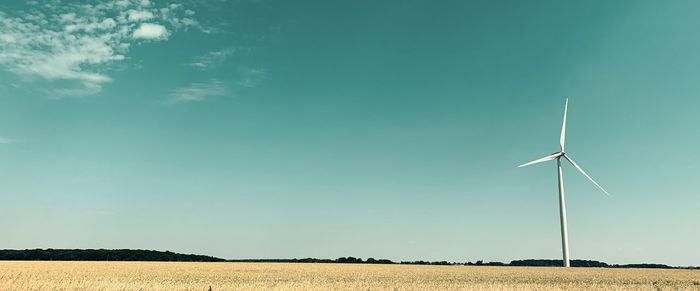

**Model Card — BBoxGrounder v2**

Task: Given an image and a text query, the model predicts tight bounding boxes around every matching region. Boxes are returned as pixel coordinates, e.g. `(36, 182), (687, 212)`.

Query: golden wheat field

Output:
(1, 261), (699, 290)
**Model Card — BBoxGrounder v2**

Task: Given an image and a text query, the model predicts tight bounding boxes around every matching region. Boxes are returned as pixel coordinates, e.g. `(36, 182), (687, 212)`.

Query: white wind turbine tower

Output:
(518, 98), (609, 268)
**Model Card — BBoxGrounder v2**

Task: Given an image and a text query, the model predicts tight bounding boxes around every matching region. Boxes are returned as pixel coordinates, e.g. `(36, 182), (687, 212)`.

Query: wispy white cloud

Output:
(167, 79), (227, 103)
(236, 68), (266, 88)
(0, 0), (202, 97)
(133, 23), (169, 39)
(187, 47), (241, 70)
(127, 9), (155, 22)
(0, 136), (20, 144)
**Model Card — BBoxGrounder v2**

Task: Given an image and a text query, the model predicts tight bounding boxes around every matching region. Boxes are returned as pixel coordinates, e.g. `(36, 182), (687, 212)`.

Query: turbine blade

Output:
(563, 155), (610, 195)
(560, 98), (568, 152)
(517, 153), (560, 168)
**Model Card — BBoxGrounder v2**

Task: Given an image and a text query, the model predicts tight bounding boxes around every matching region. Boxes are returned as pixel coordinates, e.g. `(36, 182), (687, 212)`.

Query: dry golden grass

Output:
(0, 261), (699, 290)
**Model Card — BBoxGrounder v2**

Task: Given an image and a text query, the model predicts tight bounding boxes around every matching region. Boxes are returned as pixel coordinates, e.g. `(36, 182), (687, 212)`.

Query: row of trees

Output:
(1, 250), (695, 269)
(0, 249), (226, 262)
(230, 257), (394, 264)
(507, 260), (683, 269)
(231, 257), (688, 269)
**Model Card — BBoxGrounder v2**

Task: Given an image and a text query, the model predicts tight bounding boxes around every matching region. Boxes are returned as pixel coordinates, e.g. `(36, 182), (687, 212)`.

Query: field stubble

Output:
(0, 261), (699, 290)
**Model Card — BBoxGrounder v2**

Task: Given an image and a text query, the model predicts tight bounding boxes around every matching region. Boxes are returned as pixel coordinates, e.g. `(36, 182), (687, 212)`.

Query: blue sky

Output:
(1, 0), (699, 266)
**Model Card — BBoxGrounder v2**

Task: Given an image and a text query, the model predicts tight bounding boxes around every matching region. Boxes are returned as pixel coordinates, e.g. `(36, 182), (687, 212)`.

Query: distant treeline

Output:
(232, 257), (394, 264)
(406, 259), (697, 270)
(1, 250), (697, 269)
(232, 258), (698, 270)
(508, 259), (680, 269)
(0, 249), (225, 262)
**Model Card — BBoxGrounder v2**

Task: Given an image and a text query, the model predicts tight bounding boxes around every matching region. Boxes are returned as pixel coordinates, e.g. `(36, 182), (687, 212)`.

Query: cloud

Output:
(167, 79), (227, 103)
(188, 47), (239, 70)
(0, 0), (201, 97)
(127, 10), (155, 22)
(0, 136), (20, 144)
(236, 68), (266, 88)
(133, 23), (169, 39)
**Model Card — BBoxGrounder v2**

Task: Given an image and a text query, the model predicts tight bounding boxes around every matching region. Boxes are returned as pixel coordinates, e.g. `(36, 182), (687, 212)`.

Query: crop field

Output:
(1, 261), (699, 290)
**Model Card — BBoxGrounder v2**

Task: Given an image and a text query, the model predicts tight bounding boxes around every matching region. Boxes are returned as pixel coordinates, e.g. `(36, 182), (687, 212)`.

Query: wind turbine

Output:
(518, 98), (609, 268)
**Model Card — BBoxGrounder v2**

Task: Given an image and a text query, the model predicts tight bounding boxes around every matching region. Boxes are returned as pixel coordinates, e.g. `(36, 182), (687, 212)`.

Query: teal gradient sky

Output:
(1, 1), (699, 266)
